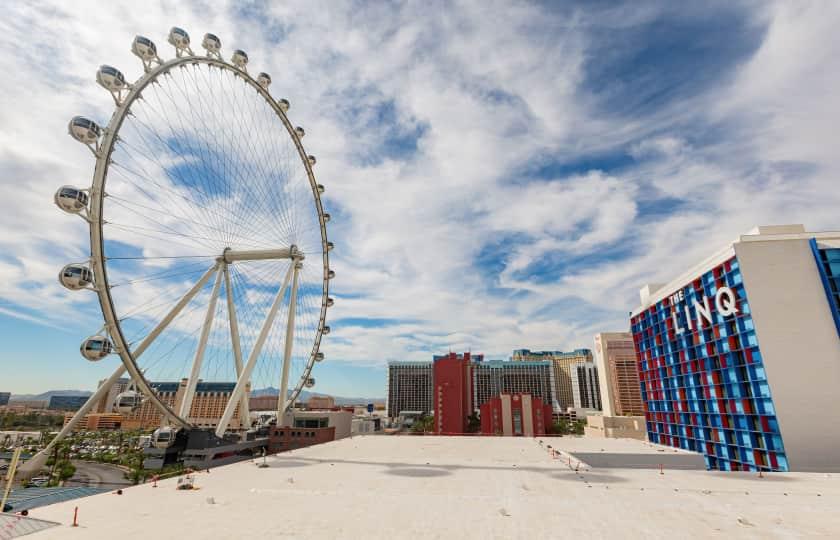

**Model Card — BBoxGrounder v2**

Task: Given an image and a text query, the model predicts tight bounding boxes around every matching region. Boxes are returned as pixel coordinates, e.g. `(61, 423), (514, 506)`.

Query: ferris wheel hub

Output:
(220, 246), (304, 264)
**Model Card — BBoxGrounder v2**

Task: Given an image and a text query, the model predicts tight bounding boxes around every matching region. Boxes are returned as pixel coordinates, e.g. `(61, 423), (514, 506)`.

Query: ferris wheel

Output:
(49, 28), (333, 440)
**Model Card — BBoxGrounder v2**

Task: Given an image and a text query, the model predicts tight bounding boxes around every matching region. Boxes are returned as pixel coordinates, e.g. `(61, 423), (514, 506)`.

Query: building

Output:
(388, 355), (556, 432)
(472, 359), (555, 412)
(63, 412), (122, 431)
(386, 361), (433, 418)
(47, 395), (89, 411)
(307, 395), (335, 409)
(480, 393), (552, 436)
(584, 415), (646, 440)
(512, 349), (592, 409)
(631, 224), (840, 472)
(269, 409), (353, 453)
(593, 332), (645, 416)
(570, 361), (601, 410)
(0, 392), (10, 406)
(117, 379), (248, 430)
(249, 395), (279, 411)
(433, 352), (475, 434)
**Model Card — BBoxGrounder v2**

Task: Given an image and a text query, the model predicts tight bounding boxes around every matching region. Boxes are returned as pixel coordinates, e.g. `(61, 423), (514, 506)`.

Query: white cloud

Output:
(1, 1), (839, 395)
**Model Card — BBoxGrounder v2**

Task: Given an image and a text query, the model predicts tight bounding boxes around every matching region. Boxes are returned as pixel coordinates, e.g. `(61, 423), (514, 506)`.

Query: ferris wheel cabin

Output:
(114, 390), (143, 414)
(59, 264), (94, 290)
(131, 35), (158, 60)
(96, 65), (127, 92)
(80, 335), (112, 361)
(68, 116), (101, 145)
(54, 186), (88, 214)
(202, 33), (221, 54)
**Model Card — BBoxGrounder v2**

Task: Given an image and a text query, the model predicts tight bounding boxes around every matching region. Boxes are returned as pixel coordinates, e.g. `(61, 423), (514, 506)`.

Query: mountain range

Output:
(10, 388), (384, 406)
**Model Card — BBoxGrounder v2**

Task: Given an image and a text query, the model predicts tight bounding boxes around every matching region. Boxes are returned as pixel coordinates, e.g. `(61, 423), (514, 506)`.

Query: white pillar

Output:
(223, 264), (250, 427)
(277, 261), (302, 421)
(179, 266), (224, 419)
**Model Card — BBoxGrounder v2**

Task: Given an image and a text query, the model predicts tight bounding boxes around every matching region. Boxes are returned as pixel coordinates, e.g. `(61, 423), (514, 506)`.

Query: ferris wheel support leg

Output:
(17, 362), (128, 479)
(223, 263), (250, 427)
(178, 266), (224, 420)
(215, 262), (295, 438)
(277, 261), (302, 422)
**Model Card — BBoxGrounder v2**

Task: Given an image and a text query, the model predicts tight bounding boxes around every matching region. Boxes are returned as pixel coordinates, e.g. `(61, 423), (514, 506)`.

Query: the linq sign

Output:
(667, 287), (739, 334)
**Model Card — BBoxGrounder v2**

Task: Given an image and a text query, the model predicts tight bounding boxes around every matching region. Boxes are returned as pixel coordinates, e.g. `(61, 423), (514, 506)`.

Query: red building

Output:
(267, 425), (336, 453)
(433, 352), (480, 434)
(480, 393), (552, 437)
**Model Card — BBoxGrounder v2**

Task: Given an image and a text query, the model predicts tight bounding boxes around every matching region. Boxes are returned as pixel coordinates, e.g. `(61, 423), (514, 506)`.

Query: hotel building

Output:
(570, 361), (601, 410)
(593, 333), (645, 416)
(631, 225), (840, 472)
(387, 354), (556, 432)
(386, 362), (434, 418)
(512, 349), (592, 409)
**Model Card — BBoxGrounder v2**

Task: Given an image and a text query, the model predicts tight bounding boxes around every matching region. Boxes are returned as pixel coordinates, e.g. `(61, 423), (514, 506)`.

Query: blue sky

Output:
(1, 1), (840, 398)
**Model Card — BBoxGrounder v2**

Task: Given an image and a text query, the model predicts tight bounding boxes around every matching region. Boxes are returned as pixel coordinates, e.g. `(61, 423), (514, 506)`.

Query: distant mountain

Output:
(11, 388), (383, 406)
(11, 390), (93, 402)
(251, 387), (384, 405)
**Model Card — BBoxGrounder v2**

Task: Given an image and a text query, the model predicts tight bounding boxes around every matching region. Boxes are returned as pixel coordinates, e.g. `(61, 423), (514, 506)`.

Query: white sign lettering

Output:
(670, 286), (739, 334)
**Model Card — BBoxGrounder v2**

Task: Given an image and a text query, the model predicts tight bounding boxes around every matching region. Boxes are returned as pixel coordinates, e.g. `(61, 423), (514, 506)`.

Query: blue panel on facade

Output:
(630, 256), (788, 471)
(810, 238), (840, 338)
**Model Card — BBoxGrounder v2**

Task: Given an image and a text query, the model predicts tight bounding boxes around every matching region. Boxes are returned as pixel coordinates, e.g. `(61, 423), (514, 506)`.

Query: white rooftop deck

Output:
(22, 436), (840, 539)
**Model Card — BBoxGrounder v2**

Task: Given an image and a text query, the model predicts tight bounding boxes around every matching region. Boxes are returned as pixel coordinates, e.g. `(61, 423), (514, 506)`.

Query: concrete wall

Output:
(735, 237), (840, 472)
(584, 415), (646, 440)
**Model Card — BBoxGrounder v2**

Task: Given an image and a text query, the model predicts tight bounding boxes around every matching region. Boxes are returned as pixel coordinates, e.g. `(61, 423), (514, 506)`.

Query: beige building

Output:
(106, 379), (249, 431)
(593, 332), (644, 417)
(584, 415), (646, 440)
(512, 349), (592, 409)
(307, 395), (336, 409)
(63, 412), (123, 431)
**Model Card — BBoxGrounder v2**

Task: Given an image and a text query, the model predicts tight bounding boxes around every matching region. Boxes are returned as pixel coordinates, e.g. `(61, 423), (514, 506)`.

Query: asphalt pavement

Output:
(65, 460), (132, 488)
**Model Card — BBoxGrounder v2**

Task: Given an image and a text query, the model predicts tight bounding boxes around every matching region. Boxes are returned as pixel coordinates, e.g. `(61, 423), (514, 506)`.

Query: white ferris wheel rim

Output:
(88, 54), (330, 429)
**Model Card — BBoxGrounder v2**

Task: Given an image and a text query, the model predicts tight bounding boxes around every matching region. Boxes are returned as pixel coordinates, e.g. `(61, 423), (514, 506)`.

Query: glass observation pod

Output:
(152, 426), (178, 449)
(257, 72), (271, 89)
(68, 116), (101, 145)
(294, 126), (305, 138)
(54, 186), (88, 214)
(325, 297), (334, 307)
(307, 155), (316, 165)
(305, 377), (316, 388)
(59, 264), (94, 290)
(169, 27), (190, 45)
(114, 391), (142, 414)
(132, 35), (157, 58)
(97, 65), (127, 91)
(202, 33), (221, 52)
(80, 335), (112, 361)
(321, 325), (331, 335)
(231, 50), (249, 69)
(327, 270), (335, 280)
(325, 241), (334, 252)
(322, 213), (331, 223)
(314, 352), (325, 362)
(277, 98), (290, 111)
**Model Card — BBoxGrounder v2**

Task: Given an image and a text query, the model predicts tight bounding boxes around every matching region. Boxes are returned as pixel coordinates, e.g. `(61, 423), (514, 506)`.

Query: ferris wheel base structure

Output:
(142, 427), (271, 471)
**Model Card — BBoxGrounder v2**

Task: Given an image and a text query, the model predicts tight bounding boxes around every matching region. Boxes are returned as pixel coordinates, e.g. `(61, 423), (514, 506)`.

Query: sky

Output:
(1, 1), (839, 398)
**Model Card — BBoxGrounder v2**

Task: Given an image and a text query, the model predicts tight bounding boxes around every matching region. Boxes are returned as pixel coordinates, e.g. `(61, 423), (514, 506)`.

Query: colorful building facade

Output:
(631, 225), (840, 472)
